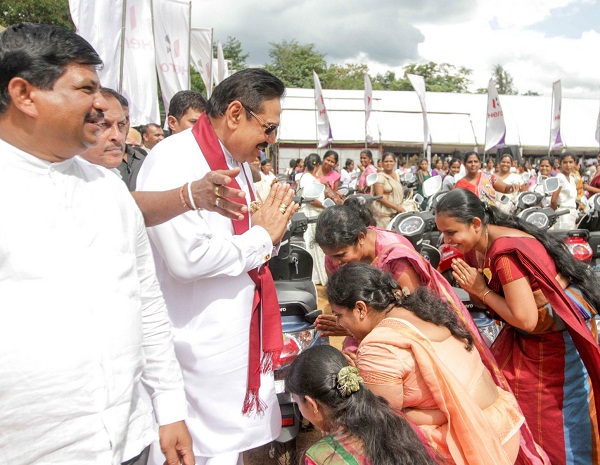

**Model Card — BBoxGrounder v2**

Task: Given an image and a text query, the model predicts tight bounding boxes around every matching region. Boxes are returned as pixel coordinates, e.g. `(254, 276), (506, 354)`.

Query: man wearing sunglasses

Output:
(137, 68), (298, 465)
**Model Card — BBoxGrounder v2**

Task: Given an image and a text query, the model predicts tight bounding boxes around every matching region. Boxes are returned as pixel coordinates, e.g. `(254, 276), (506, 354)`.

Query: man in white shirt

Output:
(137, 68), (297, 465)
(0, 23), (193, 465)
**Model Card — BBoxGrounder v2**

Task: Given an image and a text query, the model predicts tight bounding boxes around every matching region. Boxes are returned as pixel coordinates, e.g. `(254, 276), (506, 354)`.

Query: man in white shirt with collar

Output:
(137, 69), (297, 465)
(0, 23), (193, 465)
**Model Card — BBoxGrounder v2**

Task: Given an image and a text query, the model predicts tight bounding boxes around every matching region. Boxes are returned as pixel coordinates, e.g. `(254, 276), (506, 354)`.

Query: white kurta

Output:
(552, 172), (578, 230)
(297, 172), (327, 285)
(0, 140), (186, 465)
(136, 129), (281, 459)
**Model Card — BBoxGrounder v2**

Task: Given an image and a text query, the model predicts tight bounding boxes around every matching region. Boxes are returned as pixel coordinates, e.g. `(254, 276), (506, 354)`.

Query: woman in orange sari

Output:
(327, 263), (524, 465)
(455, 152), (514, 204)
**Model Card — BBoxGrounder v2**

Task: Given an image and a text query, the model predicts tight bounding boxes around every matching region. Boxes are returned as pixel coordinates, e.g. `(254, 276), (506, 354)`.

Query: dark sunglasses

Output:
(240, 103), (278, 136)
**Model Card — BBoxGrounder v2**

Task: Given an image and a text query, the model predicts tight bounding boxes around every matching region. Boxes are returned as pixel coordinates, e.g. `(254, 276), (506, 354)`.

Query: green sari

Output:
(304, 435), (369, 465)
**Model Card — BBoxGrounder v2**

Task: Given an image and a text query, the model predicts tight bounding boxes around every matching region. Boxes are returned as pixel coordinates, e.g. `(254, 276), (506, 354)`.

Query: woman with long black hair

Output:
(435, 188), (600, 465)
(326, 264), (523, 464)
(286, 344), (439, 465)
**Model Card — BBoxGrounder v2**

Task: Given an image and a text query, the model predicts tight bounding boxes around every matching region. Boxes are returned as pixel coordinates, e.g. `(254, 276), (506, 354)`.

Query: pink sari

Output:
(327, 227), (549, 465)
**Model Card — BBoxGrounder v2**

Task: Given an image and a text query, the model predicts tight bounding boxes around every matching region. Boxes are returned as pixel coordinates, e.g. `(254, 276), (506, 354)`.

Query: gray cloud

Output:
(192, 0), (475, 68)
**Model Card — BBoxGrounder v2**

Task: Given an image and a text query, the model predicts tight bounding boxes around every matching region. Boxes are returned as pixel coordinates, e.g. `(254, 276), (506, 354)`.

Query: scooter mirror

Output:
(301, 182), (325, 201)
(322, 198), (336, 208)
(413, 193), (424, 205)
(338, 187), (349, 196)
(404, 173), (416, 183)
(521, 172), (531, 182)
(366, 173), (379, 187)
(543, 177), (560, 194)
(422, 175), (442, 198)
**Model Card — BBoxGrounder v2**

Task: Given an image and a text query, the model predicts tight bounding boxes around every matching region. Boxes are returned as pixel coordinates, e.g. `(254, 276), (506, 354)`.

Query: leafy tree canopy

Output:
(214, 36), (249, 72)
(264, 39), (327, 88)
(0, 0), (74, 30)
(492, 64), (518, 95)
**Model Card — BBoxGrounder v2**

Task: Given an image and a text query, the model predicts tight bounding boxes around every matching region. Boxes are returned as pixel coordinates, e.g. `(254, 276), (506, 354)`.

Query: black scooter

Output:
(268, 203), (328, 463)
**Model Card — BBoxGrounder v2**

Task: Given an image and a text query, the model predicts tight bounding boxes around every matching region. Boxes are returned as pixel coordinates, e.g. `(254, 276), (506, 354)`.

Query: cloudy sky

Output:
(192, 0), (600, 98)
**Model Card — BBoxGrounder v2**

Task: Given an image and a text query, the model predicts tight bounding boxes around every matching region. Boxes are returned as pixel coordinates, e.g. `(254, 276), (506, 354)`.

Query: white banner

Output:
(484, 78), (506, 151)
(122, 0), (160, 126)
(190, 27), (213, 96)
(407, 74), (430, 155)
(153, 0), (191, 118)
(313, 71), (333, 148)
(69, 0), (124, 90)
(364, 74), (374, 144)
(550, 80), (564, 150)
(216, 41), (226, 86)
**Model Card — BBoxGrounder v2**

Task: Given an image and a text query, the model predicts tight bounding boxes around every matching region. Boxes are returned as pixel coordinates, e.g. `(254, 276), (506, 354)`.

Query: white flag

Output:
(364, 74), (374, 144)
(69, 0), (124, 90)
(190, 27), (213, 96)
(550, 80), (564, 150)
(122, 0), (160, 126)
(407, 74), (430, 154)
(484, 78), (507, 151)
(153, 0), (191, 119)
(216, 41), (226, 86)
(313, 71), (333, 148)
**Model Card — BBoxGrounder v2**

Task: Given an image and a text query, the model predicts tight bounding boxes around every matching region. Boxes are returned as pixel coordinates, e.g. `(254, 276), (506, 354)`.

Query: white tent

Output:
(276, 88), (600, 171)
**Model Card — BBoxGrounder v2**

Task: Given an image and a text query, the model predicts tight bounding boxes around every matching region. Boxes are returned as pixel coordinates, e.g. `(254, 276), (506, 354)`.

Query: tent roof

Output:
(279, 88), (600, 154)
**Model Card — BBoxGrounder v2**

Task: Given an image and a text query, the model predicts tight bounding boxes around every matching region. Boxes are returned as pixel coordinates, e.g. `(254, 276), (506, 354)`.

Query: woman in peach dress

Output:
(327, 263), (524, 465)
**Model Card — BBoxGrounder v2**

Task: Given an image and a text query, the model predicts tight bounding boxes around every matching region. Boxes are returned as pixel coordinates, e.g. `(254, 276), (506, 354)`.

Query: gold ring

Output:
(278, 203), (288, 214)
(214, 185), (221, 197)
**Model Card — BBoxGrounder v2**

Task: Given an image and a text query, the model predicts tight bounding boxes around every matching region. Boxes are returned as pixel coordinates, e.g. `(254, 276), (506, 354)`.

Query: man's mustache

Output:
(85, 111), (104, 124)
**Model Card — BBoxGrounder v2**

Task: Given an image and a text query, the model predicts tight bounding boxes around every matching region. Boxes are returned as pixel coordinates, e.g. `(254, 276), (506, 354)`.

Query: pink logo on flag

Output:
(129, 6), (137, 30)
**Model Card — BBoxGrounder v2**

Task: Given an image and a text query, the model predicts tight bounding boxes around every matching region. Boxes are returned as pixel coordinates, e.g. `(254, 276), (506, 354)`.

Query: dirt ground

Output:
(243, 285), (344, 465)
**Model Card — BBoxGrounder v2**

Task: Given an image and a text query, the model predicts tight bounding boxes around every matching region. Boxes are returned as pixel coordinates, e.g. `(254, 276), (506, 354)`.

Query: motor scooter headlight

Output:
(521, 193), (537, 206)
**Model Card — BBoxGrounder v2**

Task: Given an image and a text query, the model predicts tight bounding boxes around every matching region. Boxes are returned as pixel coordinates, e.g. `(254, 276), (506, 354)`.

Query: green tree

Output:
(214, 36), (248, 72)
(322, 63), (369, 90)
(372, 70), (412, 91)
(264, 39), (327, 88)
(0, 0), (74, 29)
(403, 62), (473, 93)
(492, 64), (518, 95)
(522, 90), (540, 96)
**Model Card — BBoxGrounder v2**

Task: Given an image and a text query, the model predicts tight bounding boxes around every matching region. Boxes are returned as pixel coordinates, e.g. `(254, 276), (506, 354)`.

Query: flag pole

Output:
(118, 0), (127, 94)
(207, 28), (213, 97)
(187, 1), (192, 90)
(548, 85), (554, 156)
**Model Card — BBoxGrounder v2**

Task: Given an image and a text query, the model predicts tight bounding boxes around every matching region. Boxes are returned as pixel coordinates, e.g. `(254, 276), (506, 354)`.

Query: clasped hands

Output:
(450, 257), (490, 300)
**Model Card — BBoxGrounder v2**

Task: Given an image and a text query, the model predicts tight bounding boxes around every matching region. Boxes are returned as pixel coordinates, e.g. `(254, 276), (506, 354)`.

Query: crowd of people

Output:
(2, 21), (599, 465)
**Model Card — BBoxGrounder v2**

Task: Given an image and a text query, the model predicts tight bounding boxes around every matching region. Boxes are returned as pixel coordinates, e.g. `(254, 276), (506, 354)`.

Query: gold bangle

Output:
(481, 289), (492, 305)
(179, 183), (193, 211)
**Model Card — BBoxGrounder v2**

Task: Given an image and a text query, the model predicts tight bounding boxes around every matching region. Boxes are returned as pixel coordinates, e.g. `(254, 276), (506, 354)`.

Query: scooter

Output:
(268, 183), (329, 463)
(578, 194), (600, 272)
(388, 176), (446, 267)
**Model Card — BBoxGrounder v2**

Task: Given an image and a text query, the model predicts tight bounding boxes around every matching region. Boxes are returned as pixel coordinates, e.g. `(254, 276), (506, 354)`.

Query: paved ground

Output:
(244, 285), (344, 465)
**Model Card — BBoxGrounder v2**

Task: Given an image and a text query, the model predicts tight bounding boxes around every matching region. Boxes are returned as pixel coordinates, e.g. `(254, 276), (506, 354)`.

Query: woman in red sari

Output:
(455, 152), (514, 204)
(435, 188), (600, 465)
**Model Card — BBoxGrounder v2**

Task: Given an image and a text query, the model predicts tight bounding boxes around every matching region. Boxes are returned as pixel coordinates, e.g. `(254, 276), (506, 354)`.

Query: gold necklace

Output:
(482, 228), (492, 283)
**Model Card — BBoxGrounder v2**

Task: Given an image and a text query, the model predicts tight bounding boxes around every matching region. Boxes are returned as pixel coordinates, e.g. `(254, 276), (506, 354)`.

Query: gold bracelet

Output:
(481, 289), (492, 305)
(179, 183), (193, 211)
